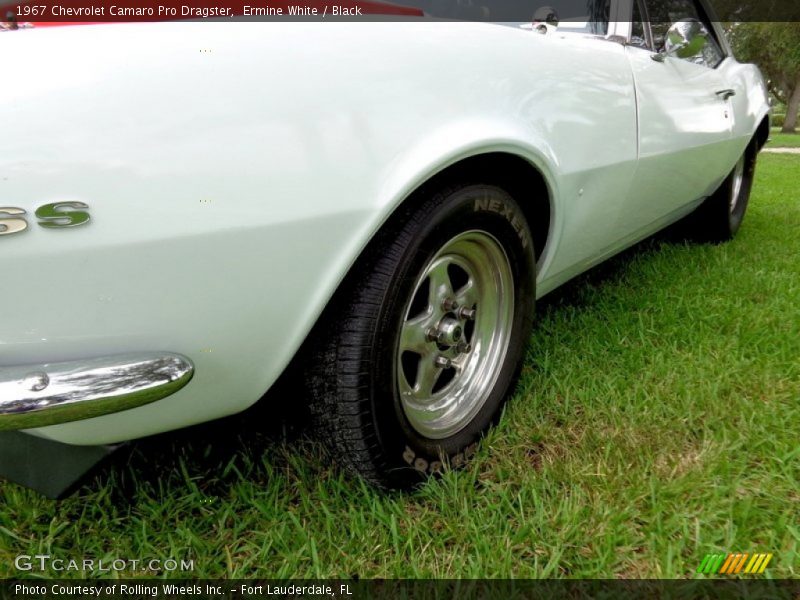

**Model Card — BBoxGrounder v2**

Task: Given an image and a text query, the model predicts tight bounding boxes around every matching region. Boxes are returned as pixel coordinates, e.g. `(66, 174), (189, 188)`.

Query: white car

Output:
(0, 0), (770, 495)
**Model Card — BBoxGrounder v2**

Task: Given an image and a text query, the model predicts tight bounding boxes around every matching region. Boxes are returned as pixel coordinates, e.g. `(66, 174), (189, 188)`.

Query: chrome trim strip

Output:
(0, 353), (194, 431)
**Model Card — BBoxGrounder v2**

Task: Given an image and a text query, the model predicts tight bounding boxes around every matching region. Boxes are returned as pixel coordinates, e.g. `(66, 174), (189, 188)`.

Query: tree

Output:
(728, 23), (800, 133)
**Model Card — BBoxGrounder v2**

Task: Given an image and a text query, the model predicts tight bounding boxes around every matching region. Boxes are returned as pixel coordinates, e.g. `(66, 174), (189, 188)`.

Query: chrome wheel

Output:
(729, 155), (745, 214)
(395, 230), (514, 439)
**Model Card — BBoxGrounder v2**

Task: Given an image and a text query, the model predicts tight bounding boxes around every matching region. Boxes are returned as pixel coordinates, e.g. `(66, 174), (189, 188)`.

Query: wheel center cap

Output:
(436, 318), (463, 346)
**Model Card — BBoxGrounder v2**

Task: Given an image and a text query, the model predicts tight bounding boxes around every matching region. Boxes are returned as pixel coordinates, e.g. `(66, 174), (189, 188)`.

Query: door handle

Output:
(716, 89), (736, 100)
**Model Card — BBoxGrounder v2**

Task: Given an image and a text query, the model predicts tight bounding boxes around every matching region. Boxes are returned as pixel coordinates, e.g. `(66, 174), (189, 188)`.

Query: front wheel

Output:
(307, 184), (536, 489)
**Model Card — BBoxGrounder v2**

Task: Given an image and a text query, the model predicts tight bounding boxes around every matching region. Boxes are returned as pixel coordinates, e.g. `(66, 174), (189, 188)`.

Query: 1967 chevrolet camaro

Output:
(0, 0), (770, 495)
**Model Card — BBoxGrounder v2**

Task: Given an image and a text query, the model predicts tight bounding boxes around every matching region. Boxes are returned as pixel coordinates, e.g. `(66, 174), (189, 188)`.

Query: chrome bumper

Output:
(0, 353), (194, 431)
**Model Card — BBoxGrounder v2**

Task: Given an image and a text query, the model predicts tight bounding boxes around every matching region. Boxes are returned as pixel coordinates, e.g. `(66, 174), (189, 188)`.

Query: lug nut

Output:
(457, 341), (472, 354)
(459, 307), (476, 321)
(434, 356), (453, 369)
(442, 298), (459, 311)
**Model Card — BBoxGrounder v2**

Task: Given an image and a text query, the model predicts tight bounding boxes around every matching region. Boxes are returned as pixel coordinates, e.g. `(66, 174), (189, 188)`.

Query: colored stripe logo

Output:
(697, 553), (773, 574)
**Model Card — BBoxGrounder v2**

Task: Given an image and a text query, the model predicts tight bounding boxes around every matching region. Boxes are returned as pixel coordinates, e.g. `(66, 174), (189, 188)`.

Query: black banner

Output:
(2, 580), (800, 600)
(2, 0), (800, 24)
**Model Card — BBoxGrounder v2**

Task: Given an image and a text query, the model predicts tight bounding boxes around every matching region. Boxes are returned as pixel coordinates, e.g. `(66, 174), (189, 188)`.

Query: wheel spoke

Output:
(415, 357), (442, 398)
(427, 259), (454, 310)
(454, 278), (478, 310)
(399, 315), (431, 355)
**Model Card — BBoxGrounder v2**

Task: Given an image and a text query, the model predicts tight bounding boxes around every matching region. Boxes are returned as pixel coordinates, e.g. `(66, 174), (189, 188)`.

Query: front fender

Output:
(1, 21), (634, 445)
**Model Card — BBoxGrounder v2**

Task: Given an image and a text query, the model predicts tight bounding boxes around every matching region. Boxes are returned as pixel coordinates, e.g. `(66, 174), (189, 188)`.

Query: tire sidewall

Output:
(728, 146), (757, 235)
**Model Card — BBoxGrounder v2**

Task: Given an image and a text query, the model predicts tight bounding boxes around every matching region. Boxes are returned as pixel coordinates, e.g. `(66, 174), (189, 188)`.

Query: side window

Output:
(587, 0), (612, 35)
(646, 0), (725, 67)
(630, 0), (650, 49)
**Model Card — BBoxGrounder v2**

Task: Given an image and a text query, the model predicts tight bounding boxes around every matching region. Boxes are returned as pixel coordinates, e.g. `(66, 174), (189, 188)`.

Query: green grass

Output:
(768, 130), (800, 148)
(1, 156), (798, 580)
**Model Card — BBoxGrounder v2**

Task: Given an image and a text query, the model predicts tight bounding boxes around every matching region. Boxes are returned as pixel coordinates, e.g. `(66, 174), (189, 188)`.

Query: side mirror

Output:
(652, 19), (708, 62)
(532, 6), (558, 34)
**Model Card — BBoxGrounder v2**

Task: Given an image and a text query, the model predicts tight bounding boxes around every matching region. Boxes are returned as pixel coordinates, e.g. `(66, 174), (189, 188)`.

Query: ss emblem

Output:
(0, 207), (27, 236)
(0, 202), (91, 236)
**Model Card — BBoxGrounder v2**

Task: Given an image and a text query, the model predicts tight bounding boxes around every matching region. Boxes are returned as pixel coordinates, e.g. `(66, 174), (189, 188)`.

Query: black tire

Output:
(306, 184), (536, 489)
(689, 139), (758, 243)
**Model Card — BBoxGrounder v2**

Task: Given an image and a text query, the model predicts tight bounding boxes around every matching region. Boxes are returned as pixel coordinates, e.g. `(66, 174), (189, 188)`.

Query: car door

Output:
(621, 0), (735, 232)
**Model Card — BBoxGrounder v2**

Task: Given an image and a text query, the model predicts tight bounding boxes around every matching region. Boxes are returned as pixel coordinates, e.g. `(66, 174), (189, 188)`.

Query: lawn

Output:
(769, 130), (800, 148)
(1, 155), (798, 580)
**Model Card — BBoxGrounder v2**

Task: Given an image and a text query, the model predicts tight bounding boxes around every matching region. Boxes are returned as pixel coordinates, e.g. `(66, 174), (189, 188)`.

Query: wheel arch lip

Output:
(369, 121), (562, 285)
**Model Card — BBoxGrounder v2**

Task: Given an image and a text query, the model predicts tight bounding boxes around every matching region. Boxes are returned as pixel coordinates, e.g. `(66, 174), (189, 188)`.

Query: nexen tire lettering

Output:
(473, 196), (530, 248)
(402, 443), (479, 475)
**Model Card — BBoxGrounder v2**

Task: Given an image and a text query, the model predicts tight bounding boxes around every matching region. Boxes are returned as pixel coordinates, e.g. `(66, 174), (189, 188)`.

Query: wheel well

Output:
(755, 115), (770, 151)
(414, 152), (552, 263)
